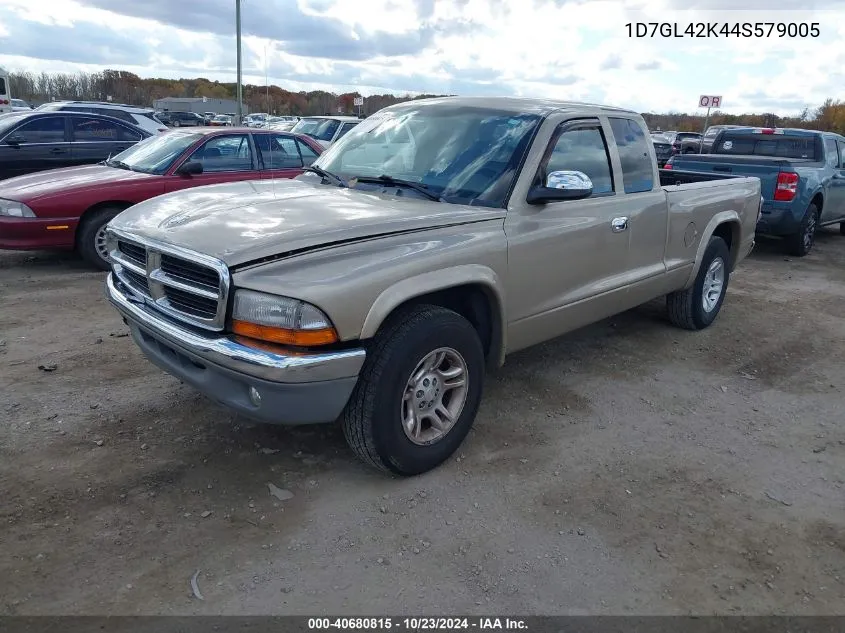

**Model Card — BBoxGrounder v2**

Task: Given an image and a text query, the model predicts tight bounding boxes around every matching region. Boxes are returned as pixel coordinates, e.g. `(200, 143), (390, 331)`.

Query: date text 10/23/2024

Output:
(626, 22), (820, 38)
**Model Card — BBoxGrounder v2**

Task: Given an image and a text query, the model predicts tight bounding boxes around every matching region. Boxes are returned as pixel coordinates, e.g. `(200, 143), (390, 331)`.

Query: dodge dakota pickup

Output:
(104, 96), (761, 476)
(666, 127), (845, 256)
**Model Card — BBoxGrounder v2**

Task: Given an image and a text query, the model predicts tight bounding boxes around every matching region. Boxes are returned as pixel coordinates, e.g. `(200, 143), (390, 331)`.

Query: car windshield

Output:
(214, 115), (229, 121)
(311, 104), (542, 208)
(292, 117), (341, 142)
(108, 131), (203, 174)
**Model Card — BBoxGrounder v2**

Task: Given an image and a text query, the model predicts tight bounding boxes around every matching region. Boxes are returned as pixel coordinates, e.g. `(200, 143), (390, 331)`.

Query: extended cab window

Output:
(838, 141), (845, 168)
(608, 117), (654, 193)
(544, 125), (613, 195)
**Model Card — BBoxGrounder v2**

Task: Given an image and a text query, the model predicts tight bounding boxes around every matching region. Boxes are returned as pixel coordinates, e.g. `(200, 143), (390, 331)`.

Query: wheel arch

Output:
(682, 212), (741, 289)
(359, 265), (506, 370)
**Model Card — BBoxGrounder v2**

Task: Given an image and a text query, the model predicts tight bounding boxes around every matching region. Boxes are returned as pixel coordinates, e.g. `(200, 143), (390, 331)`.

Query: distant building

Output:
(153, 97), (248, 115)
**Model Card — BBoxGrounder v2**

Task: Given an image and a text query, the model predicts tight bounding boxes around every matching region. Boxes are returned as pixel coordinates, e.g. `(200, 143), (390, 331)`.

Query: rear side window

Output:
(608, 117), (654, 193)
(297, 139), (319, 166)
(71, 117), (142, 142)
(254, 134), (303, 168)
(544, 124), (614, 195)
(714, 133), (817, 160)
(838, 141), (845, 168)
(824, 138), (839, 167)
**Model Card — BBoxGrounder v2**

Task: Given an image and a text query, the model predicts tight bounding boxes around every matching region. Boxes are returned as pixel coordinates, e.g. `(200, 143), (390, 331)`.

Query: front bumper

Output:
(0, 215), (78, 250)
(106, 272), (365, 425)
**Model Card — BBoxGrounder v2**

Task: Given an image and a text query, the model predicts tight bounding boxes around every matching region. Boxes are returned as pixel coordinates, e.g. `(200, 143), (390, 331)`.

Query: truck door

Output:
(605, 116), (669, 294)
(504, 117), (635, 350)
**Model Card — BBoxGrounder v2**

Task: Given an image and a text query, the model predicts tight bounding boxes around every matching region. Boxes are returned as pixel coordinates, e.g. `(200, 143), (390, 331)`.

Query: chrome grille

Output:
(108, 229), (230, 331)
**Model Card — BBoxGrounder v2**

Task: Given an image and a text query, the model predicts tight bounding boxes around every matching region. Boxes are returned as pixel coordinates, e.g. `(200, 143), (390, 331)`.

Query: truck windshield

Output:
(713, 133), (818, 160)
(109, 131), (204, 174)
(292, 118), (341, 142)
(312, 105), (542, 208)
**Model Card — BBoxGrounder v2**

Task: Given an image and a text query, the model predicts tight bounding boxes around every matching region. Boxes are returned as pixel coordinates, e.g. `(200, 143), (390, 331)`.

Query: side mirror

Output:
(176, 160), (203, 176)
(526, 170), (593, 204)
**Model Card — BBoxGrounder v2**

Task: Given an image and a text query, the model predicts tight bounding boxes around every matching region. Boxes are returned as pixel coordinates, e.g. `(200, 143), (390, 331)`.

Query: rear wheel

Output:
(342, 305), (484, 476)
(666, 235), (731, 330)
(172, 120), (181, 127)
(785, 203), (819, 257)
(77, 206), (124, 271)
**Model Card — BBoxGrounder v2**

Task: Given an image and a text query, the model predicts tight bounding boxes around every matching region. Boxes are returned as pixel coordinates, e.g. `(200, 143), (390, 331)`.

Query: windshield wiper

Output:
(105, 159), (133, 171)
(354, 175), (442, 202)
(303, 165), (347, 187)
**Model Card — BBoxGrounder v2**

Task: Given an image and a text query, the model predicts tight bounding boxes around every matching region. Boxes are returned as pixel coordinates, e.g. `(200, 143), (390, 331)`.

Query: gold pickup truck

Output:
(104, 96), (762, 476)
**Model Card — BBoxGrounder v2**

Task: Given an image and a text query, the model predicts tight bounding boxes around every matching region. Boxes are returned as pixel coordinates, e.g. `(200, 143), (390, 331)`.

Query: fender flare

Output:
(682, 211), (741, 289)
(359, 264), (507, 366)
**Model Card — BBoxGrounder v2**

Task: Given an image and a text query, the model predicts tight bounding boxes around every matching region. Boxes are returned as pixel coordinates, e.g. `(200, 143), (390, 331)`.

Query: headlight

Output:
(231, 289), (338, 346)
(0, 199), (36, 218)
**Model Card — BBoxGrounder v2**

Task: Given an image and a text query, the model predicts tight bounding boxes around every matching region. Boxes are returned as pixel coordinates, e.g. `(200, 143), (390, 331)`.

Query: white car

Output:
(290, 115), (361, 148)
(36, 101), (167, 135)
(11, 98), (33, 112)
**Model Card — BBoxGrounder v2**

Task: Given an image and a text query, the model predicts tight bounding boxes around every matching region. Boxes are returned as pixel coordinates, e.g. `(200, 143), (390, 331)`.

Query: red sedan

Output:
(0, 127), (323, 269)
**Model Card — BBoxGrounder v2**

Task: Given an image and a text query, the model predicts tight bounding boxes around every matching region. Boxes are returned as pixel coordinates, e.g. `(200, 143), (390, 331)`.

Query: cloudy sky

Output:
(0, 0), (843, 115)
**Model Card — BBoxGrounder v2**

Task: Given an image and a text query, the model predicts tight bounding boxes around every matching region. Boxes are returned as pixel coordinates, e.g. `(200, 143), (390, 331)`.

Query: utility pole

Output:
(235, 0), (243, 125)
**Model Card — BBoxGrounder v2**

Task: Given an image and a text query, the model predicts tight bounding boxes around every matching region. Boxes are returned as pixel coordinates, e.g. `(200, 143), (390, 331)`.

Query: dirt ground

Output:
(1, 230), (844, 616)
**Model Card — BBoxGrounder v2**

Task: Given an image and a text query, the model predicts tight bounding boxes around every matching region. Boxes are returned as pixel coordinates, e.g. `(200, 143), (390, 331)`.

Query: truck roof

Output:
(382, 95), (638, 117)
(724, 126), (843, 139)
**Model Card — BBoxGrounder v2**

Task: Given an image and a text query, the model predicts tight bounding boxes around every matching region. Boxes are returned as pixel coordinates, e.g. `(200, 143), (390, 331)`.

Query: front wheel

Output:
(785, 203), (819, 257)
(666, 235), (731, 330)
(342, 305), (485, 476)
(77, 206), (124, 270)
(172, 120), (181, 127)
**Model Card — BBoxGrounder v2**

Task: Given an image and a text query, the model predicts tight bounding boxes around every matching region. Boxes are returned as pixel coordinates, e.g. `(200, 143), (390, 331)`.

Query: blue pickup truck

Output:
(665, 127), (845, 256)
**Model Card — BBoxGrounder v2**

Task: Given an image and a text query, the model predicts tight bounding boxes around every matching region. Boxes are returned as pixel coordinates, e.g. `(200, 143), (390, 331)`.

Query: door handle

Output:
(49, 148), (66, 155)
(611, 217), (629, 232)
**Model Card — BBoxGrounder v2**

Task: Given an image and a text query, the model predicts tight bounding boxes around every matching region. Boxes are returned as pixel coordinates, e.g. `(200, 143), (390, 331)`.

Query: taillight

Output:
(0, 99), (8, 105)
(664, 162), (673, 170)
(774, 172), (799, 201)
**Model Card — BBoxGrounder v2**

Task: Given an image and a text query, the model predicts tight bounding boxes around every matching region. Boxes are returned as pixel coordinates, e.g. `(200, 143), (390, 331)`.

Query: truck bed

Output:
(658, 168), (747, 187)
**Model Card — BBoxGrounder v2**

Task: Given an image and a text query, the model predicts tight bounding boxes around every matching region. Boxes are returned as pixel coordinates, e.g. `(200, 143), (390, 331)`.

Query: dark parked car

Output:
(158, 111), (207, 127)
(651, 133), (674, 167)
(0, 110), (151, 180)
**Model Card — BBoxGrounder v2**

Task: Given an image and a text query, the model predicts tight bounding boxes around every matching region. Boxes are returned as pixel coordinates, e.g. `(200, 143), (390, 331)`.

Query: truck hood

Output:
(109, 178), (506, 268)
(0, 164), (155, 201)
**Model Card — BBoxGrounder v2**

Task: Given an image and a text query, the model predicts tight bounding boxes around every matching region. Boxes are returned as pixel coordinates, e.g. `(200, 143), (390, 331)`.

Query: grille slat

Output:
(117, 240), (147, 266)
(160, 255), (220, 290)
(109, 234), (227, 330)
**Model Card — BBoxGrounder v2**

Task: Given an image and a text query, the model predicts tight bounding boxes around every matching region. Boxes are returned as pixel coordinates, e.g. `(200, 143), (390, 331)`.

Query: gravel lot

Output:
(1, 231), (844, 616)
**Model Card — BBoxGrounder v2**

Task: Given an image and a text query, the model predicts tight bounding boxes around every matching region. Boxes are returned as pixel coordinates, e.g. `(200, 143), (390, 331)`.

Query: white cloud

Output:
(0, 0), (841, 115)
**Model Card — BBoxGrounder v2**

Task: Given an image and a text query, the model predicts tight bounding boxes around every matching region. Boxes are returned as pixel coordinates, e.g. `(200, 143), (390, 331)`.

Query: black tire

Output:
(666, 235), (731, 331)
(342, 305), (485, 476)
(785, 203), (819, 257)
(77, 206), (124, 271)
(172, 120), (181, 128)
(839, 222), (845, 236)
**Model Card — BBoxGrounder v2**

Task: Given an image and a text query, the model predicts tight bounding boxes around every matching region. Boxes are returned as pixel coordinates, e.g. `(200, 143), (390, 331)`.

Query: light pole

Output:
(265, 43), (270, 114)
(235, 0), (243, 125)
